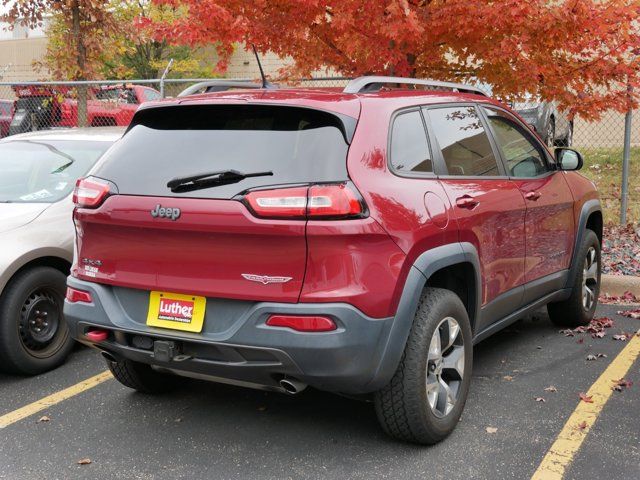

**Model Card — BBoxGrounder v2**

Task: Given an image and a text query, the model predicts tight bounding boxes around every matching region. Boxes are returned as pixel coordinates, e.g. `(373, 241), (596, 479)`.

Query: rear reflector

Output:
(243, 183), (364, 219)
(85, 329), (108, 342)
(266, 315), (337, 332)
(73, 176), (111, 208)
(66, 287), (93, 304)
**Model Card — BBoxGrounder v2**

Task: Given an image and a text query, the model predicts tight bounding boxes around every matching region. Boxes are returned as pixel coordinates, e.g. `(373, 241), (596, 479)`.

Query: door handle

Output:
(455, 195), (479, 209)
(525, 191), (541, 201)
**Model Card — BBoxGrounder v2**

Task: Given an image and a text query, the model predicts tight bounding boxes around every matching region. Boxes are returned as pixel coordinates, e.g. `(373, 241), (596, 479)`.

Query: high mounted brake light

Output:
(243, 183), (365, 220)
(73, 176), (111, 208)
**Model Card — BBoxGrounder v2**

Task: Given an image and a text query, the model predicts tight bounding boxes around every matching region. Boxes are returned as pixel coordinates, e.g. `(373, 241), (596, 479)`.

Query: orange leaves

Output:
(145, 0), (639, 118)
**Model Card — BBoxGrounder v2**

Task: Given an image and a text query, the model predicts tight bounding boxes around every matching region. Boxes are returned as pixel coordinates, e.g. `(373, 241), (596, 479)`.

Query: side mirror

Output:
(555, 148), (583, 171)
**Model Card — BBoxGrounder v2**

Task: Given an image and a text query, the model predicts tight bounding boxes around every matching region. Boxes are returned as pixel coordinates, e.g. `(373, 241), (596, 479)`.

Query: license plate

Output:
(146, 291), (206, 333)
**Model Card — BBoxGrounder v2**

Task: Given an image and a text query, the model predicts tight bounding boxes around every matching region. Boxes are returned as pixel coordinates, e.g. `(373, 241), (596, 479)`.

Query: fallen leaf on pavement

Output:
(486, 427), (498, 434)
(613, 333), (631, 341)
(617, 309), (640, 319)
(612, 378), (633, 392)
(586, 354), (597, 361)
(77, 459), (92, 465)
(503, 375), (514, 381)
(579, 393), (594, 403)
(535, 397), (546, 402)
(544, 386), (558, 393)
(36, 416), (50, 423)
(577, 421), (588, 431)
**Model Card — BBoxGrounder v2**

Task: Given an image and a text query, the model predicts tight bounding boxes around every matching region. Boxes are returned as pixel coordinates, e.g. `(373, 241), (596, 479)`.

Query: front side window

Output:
(426, 106), (500, 176)
(483, 107), (549, 178)
(390, 110), (432, 174)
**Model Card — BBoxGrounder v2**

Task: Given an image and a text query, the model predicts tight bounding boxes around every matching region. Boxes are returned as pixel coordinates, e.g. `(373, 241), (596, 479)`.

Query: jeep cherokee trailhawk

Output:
(64, 76), (602, 444)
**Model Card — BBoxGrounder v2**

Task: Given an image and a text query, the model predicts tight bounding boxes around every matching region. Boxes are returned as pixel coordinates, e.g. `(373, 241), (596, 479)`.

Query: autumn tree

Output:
(2, 0), (118, 125)
(149, 0), (640, 118)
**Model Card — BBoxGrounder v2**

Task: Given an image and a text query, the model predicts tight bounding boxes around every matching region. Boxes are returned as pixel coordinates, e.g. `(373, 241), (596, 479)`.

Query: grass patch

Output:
(578, 146), (640, 225)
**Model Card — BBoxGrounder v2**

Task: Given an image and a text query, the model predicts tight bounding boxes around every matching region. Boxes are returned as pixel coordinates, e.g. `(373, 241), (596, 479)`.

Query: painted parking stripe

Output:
(531, 334), (640, 480)
(0, 371), (112, 429)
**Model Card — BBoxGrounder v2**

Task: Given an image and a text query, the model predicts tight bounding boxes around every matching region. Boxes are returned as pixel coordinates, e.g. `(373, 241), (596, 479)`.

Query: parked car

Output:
(8, 85), (65, 136)
(0, 127), (123, 375)
(0, 99), (13, 138)
(58, 85), (162, 128)
(64, 77), (601, 444)
(513, 95), (573, 147)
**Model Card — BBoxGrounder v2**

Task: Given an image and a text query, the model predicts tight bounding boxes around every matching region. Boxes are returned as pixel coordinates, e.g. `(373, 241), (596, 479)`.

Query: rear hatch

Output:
(73, 103), (357, 302)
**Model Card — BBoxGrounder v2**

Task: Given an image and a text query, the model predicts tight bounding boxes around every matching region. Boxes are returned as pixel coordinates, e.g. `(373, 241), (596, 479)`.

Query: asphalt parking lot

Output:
(1, 304), (638, 480)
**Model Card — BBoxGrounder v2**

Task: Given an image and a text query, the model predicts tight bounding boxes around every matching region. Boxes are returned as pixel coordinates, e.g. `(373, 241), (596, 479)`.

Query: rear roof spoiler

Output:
(178, 80), (278, 97)
(343, 76), (488, 97)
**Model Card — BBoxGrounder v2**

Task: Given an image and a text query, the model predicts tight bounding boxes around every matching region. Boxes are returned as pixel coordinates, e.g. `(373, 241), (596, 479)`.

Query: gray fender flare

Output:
(564, 199), (602, 289)
(365, 242), (481, 391)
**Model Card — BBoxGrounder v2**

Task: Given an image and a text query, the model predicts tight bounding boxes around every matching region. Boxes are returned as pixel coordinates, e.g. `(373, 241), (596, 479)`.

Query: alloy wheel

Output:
(582, 246), (598, 310)
(426, 317), (465, 418)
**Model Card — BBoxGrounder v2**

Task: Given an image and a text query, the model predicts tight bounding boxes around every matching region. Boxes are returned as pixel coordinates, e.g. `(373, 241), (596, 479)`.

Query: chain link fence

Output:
(0, 76), (635, 223)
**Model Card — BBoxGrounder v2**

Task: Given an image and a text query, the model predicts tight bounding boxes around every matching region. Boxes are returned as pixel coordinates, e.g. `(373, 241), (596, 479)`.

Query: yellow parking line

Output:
(0, 370), (112, 429)
(531, 334), (640, 480)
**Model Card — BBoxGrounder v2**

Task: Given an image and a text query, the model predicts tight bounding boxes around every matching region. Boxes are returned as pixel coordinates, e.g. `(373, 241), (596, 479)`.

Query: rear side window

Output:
(426, 106), (500, 177)
(94, 105), (352, 199)
(390, 110), (432, 174)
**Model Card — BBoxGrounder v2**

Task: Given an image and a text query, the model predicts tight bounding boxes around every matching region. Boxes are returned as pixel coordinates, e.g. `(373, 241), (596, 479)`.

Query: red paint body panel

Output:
(300, 217), (406, 318)
(439, 179), (526, 304)
(73, 195), (307, 302)
(510, 173), (575, 282)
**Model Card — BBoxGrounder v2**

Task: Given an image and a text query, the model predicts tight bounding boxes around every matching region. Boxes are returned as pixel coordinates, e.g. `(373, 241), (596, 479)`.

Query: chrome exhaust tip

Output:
(100, 350), (118, 363)
(279, 378), (307, 395)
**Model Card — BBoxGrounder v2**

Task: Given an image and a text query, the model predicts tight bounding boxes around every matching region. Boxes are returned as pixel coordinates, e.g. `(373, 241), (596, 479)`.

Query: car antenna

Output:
(252, 44), (274, 89)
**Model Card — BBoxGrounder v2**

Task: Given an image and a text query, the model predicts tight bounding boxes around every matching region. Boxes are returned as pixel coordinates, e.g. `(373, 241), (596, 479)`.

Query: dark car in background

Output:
(513, 96), (573, 147)
(0, 100), (13, 138)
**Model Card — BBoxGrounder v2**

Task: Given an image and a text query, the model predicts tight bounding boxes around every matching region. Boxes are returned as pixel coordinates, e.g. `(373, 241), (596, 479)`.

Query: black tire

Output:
(374, 287), (473, 445)
(548, 229), (601, 328)
(0, 266), (73, 375)
(106, 358), (183, 394)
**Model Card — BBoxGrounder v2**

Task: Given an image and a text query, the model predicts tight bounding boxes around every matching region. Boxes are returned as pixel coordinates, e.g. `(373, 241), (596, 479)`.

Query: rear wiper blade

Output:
(167, 169), (273, 193)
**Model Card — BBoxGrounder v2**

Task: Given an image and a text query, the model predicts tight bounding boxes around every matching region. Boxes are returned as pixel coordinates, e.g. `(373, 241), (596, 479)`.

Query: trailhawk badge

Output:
(241, 273), (292, 285)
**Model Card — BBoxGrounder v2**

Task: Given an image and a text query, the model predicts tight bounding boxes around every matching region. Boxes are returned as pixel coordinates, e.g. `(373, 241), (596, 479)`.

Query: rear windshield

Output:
(93, 105), (352, 199)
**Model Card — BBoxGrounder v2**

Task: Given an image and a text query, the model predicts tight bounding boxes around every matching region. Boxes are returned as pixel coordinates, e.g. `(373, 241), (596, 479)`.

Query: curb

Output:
(600, 274), (640, 297)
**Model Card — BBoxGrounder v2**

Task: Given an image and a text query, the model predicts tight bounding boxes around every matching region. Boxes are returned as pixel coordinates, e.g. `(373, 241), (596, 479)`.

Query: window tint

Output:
(390, 110), (432, 173)
(94, 105), (351, 199)
(483, 107), (548, 178)
(427, 106), (500, 176)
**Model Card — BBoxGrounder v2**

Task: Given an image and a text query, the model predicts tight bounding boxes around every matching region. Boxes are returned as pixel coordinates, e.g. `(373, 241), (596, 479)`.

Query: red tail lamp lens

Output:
(244, 184), (363, 219)
(307, 184), (362, 217)
(266, 315), (337, 332)
(66, 287), (93, 303)
(73, 177), (111, 208)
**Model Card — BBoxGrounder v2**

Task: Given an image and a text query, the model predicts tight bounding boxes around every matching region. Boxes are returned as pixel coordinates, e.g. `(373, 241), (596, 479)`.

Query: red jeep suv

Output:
(64, 76), (602, 444)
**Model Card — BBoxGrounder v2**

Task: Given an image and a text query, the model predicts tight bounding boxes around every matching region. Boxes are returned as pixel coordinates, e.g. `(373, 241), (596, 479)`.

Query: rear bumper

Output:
(64, 277), (398, 394)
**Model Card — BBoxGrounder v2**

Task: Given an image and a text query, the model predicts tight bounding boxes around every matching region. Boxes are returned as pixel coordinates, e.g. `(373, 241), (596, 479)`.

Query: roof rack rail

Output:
(177, 80), (278, 98)
(343, 76), (488, 96)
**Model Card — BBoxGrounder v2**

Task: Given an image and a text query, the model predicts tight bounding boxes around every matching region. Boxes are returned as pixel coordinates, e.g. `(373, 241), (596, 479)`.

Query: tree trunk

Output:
(72, 1), (88, 127)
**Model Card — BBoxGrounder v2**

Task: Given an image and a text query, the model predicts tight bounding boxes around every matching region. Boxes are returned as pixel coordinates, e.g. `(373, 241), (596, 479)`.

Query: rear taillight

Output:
(73, 176), (111, 208)
(243, 183), (364, 219)
(66, 287), (93, 303)
(266, 315), (337, 332)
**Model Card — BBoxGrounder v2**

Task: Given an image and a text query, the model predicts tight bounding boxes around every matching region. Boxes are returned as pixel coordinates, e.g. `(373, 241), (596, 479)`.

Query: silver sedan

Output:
(0, 127), (123, 375)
